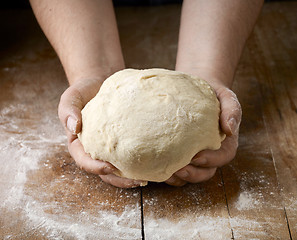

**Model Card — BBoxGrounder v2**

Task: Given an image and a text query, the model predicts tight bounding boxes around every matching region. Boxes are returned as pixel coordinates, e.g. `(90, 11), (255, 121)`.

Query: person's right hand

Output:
(58, 78), (144, 188)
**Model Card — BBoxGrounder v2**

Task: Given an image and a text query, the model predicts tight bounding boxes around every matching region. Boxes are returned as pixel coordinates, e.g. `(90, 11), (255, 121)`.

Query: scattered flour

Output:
(24, 200), (140, 240)
(1, 58), (295, 239)
(144, 216), (231, 240)
(235, 191), (260, 211)
(0, 92), (141, 239)
(230, 217), (284, 239)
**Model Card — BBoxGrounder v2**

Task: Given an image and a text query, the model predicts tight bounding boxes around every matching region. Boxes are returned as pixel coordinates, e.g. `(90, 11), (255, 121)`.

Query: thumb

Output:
(58, 86), (84, 135)
(217, 87), (242, 136)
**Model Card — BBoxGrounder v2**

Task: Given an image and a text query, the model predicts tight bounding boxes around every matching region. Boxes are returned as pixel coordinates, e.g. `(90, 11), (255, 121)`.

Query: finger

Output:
(175, 165), (217, 183)
(165, 175), (187, 187)
(58, 79), (102, 135)
(66, 128), (78, 144)
(191, 134), (238, 168)
(100, 174), (147, 188)
(58, 86), (84, 135)
(216, 87), (242, 136)
(68, 138), (117, 175)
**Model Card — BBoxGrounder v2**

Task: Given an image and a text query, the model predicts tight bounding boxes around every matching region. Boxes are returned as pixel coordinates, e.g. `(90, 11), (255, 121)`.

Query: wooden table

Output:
(0, 2), (296, 239)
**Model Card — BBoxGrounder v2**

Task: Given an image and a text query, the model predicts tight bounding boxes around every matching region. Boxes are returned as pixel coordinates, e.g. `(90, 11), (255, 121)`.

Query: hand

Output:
(165, 84), (242, 186)
(58, 78), (144, 188)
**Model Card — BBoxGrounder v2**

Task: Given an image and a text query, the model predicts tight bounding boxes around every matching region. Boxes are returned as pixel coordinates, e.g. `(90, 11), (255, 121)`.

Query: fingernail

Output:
(176, 170), (189, 179)
(228, 117), (238, 135)
(132, 180), (148, 187)
(67, 116), (78, 134)
(103, 166), (116, 175)
(193, 158), (207, 166)
(165, 177), (175, 184)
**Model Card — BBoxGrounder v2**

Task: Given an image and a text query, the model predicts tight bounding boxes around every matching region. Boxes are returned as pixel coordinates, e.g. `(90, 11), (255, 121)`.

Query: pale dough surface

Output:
(78, 69), (225, 182)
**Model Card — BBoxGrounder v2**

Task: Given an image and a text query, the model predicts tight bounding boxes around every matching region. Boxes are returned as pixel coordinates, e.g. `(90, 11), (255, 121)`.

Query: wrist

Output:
(67, 64), (125, 86)
(175, 64), (234, 89)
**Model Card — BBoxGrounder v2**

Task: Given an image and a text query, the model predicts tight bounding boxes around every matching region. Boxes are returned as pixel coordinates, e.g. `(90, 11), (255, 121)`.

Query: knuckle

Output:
(60, 86), (84, 109)
(234, 103), (242, 123)
(229, 96), (242, 120)
(224, 88), (240, 108)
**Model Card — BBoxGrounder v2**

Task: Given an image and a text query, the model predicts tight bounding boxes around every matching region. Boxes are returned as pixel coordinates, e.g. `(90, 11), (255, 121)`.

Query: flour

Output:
(144, 216), (231, 240)
(0, 66), (143, 240)
(235, 191), (260, 211)
(1, 54), (294, 239)
(0, 101), (142, 239)
(287, 197), (297, 209)
(230, 217), (283, 239)
(24, 200), (140, 240)
(0, 108), (62, 210)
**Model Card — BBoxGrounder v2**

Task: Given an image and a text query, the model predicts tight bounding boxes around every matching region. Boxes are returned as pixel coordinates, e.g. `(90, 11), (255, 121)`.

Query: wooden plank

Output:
(256, 58), (297, 240)
(0, 10), (142, 239)
(221, 56), (291, 239)
(1, 2), (296, 239)
(219, 2), (297, 238)
(142, 177), (232, 240)
(117, 5), (232, 239)
(254, 2), (297, 63)
(212, 2), (297, 238)
(249, 3), (297, 238)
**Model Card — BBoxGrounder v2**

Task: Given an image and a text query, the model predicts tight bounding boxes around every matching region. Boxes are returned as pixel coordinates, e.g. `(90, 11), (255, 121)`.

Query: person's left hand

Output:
(165, 84), (242, 186)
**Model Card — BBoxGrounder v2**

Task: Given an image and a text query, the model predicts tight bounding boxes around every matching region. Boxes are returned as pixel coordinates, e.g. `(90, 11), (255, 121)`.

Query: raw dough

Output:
(78, 69), (225, 182)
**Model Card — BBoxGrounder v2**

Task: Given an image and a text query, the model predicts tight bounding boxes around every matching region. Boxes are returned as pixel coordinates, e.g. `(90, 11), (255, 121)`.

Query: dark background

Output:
(1, 0), (296, 9)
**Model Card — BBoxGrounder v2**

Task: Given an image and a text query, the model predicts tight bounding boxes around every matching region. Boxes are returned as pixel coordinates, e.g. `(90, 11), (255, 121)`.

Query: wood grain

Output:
(223, 58), (291, 239)
(0, 2), (296, 239)
(250, 3), (297, 238)
(0, 10), (142, 240)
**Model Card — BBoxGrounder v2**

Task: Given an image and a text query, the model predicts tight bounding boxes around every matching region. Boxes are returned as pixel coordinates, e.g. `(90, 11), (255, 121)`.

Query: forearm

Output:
(176, 0), (263, 88)
(30, 0), (125, 85)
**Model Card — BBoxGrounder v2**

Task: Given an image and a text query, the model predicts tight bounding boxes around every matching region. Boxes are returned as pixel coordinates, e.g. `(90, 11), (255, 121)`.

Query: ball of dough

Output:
(78, 68), (225, 182)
